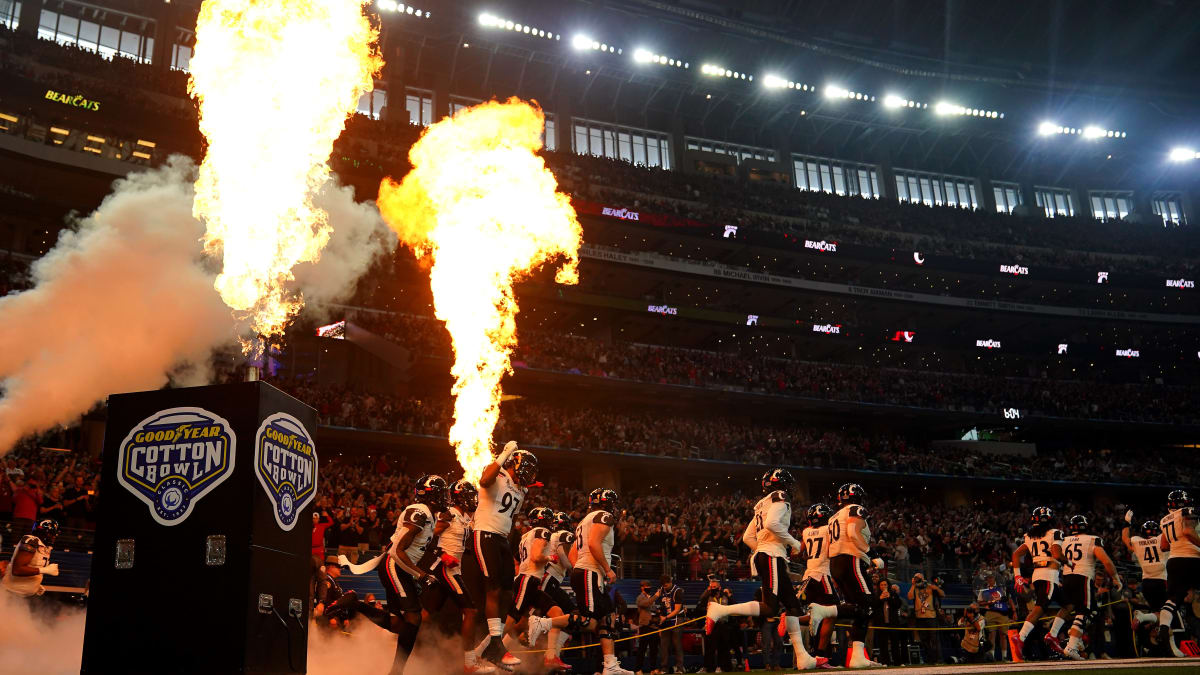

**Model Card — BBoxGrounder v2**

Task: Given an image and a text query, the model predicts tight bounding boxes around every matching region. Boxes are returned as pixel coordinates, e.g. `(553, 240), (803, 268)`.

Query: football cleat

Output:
(526, 615), (551, 647)
(808, 604), (836, 637)
(1008, 630), (1025, 662)
(1043, 633), (1065, 656)
(1063, 647), (1086, 661)
(465, 662), (497, 675)
(543, 655), (572, 671)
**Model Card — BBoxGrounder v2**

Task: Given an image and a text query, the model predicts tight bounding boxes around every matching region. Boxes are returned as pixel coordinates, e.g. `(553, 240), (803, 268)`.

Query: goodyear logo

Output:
(254, 413), (318, 531)
(116, 407), (237, 526)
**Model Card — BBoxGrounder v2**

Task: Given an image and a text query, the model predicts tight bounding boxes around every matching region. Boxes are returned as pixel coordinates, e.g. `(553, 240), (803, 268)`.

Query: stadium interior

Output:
(1, 0), (1199, 673)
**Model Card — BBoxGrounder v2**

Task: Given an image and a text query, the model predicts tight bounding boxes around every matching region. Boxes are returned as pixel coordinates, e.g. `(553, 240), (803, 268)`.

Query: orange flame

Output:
(377, 99), (581, 482)
(189, 0), (381, 341)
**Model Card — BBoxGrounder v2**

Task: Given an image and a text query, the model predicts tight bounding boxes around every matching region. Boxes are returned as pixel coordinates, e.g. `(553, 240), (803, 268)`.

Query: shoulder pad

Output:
(596, 511), (616, 527)
(17, 535), (39, 552)
(1095, 537), (1104, 547)
(404, 506), (430, 527)
(851, 505), (868, 519)
(437, 511), (454, 523)
(561, 532), (576, 545)
(770, 490), (788, 503)
(534, 527), (550, 540)
(1053, 529), (1064, 541)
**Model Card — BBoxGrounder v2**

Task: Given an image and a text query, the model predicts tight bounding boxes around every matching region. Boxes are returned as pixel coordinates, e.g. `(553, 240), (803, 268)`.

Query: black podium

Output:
(81, 381), (319, 674)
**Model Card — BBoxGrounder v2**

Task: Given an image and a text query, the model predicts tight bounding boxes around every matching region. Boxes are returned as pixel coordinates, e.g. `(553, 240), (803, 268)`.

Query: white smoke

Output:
(0, 156), (395, 454)
(0, 157), (236, 454)
(0, 592), (86, 674)
(292, 180), (396, 320)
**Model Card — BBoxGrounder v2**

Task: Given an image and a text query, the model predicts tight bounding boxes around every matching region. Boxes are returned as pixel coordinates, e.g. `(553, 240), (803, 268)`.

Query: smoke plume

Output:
(0, 157), (393, 455)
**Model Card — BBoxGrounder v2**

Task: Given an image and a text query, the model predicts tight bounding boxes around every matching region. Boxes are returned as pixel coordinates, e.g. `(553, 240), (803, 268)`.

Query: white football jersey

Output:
(474, 469), (526, 536)
(437, 506), (472, 563)
(1131, 535), (1167, 580)
(390, 503), (435, 566)
(1023, 527), (1064, 583)
(546, 530), (576, 581)
(2, 535), (51, 597)
(574, 510), (616, 574)
(1063, 534), (1101, 580)
(751, 491), (798, 559)
(829, 504), (872, 561)
(518, 527), (552, 577)
(802, 525), (831, 581)
(1161, 509), (1200, 559)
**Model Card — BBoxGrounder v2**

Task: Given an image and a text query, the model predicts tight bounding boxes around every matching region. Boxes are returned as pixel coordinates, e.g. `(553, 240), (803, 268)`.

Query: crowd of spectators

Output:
(262, 373), (1188, 487)
(330, 311), (1200, 425)
(0, 440), (99, 542)
(547, 151), (1200, 276)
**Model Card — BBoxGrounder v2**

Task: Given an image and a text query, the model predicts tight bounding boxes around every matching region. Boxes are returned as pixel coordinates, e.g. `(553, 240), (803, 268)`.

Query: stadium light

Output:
(1082, 126), (1105, 139)
(1037, 121), (1060, 136)
(479, 12), (558, 40)
(633, 48), (686, 68)
(701, 64), (744, 79)
(883, 94), (925, 110)
(763, 74), (787, 89)
(1169, 147), (1199, 162)
(381, 2), (429, 17)
(935, 100), (1001, 118)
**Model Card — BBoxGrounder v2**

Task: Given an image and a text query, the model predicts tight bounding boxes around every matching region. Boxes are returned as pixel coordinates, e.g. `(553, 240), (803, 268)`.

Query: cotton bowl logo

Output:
(116, 407), (236, 526)
(254, 414), (318, 531)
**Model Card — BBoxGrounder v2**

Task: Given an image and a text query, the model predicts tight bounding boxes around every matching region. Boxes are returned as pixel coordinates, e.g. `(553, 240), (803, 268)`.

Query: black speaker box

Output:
(81, 381), (319, 674)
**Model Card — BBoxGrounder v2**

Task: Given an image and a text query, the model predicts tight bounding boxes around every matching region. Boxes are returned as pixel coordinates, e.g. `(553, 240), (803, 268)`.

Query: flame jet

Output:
(377, 99), (582, 482)
(189, 0), (381, 341)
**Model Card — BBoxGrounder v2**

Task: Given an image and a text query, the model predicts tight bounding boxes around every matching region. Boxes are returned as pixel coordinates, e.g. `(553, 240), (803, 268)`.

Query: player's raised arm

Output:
(1095, 544), (1122, 591)
(480, 440), (518, 487)
(1121, 509), (1135, 552)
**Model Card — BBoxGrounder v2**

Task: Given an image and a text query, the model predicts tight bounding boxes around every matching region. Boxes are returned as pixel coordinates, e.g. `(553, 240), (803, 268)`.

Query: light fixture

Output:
(479, 12), (556, 39)
(1037, 121), (1059, 136)
(381, 2), (428, 17)
(1082, 126), (1105, 139)
(1168, 147), (1198, 162)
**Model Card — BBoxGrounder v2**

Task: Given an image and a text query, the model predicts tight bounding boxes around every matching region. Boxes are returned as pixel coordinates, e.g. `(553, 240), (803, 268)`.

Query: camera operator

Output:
(958, 605), (988, 663)
(699, 577), (732, 672)
(635, 581), (660, 672)
(313, 555), (388, 632)
(907, 572), (945, 664)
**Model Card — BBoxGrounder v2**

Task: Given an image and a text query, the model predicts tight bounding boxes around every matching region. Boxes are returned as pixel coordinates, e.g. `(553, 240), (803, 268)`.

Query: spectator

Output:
(958, 605), (988, 662)
(656, 574), (686, 673)
(976, 573), (1011, 661)
(11, 475), (44, 535)
(876, 579), (907, 665)
(908, 573), (945, 664)
(635, 580), (660, 673)
(700, 578), (734, 672)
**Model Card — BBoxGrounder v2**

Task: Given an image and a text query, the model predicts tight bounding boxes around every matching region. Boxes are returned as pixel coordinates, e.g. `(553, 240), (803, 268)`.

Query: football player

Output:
(463, 441), (538, 672)
(381, 475), (448, 673)
(1049, 515), (1121, 661)
(827, 483), (885, 668)
(504, 506), (579, 672)
(1121, 511), (1167, 631)
(420, 479), (489, 671)
(538, 510), (579, 670)
(1010, 506), (1065, 661)
(797, 502), (852, 659)
(1156, 489), (1200, 653)
(1, 518), (60, 598)
(569, 488), (635, 675)
(705, 469), (828, 670)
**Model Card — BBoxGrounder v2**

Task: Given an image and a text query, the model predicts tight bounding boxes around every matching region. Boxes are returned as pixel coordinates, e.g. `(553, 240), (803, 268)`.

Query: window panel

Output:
(833, 166), (846, 195)
(56, 15), (78, 42)
(895, 175), (908, 201)
(79, 20), (99, 47)
(647, 138), (661, 167)
(544, 117), (556, 151)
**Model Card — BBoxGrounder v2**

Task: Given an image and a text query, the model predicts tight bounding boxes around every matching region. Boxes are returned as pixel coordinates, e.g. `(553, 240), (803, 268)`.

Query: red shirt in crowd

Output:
(312, 513), (334, 555)
(12, 486), (43, 520)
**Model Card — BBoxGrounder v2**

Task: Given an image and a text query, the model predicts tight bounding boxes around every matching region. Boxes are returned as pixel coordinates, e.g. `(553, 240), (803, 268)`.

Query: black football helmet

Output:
(589, 488), (619, 514)
(505, 449), (539, 487)
(450, 479), (478, 512)
(1167, 489), (1193, 511)
(807, 503), (833, 527)
(33, 518), (59, 545)
(1068, 515), (1088, 534)
(837, 483), (867, 506)
(762, 468), (796, 494)
(552, 511), (572, 532)
(1141, 520), (1162, 539)
(1030, 506), (1055, 525)
(414, 475), (450, 512)
(528, 506), (555, 529)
